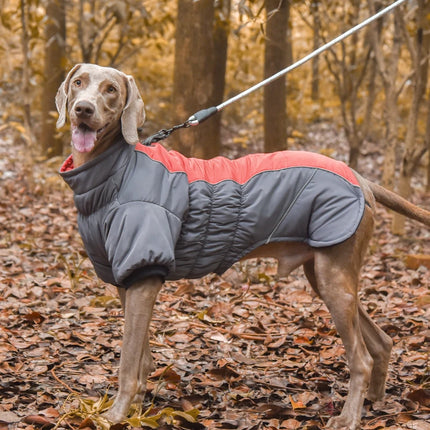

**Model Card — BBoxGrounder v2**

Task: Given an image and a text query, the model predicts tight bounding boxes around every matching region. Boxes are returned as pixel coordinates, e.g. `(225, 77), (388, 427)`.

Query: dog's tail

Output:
(367, 181), (430, 227)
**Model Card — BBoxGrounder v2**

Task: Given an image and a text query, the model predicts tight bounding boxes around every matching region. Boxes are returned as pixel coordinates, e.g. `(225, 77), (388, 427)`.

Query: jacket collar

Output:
(59, 138), (132, 196)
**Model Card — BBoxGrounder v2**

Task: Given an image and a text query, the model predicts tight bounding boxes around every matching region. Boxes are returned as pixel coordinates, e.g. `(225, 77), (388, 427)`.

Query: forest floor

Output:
(0, 125), (429, 430)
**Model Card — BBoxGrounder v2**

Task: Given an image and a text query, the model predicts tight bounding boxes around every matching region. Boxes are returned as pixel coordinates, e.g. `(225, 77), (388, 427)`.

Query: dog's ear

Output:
(121, 75), (145, 145)
(55, 64), (82, 128)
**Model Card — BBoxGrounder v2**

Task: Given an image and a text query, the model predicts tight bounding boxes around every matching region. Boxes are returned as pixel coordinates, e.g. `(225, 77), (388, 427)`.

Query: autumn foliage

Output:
(0, 125), (429, 429)
(0, 0), (429, 429)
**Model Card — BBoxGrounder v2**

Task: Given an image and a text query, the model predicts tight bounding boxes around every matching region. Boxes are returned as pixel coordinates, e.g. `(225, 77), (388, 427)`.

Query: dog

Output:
(56, 63), (430, 430)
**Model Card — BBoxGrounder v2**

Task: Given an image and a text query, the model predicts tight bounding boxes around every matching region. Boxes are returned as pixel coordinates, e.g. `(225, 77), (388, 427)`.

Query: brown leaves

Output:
(23, 408), (59, 429)
(407, 389), (430, 408)
(0, 133), (429, 429)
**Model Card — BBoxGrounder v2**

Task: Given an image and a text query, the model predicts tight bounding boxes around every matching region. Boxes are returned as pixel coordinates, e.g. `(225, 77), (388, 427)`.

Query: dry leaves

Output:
(0, 130), (429, 429)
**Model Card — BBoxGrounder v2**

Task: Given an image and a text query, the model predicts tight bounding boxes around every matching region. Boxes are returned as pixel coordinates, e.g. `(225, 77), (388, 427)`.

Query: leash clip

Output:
(141, 106), (218, 146)
(141, 121), (190, 146)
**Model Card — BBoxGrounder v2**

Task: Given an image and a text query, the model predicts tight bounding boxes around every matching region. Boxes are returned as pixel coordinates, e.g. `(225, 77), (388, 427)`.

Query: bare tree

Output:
(173, 0), (229, 158)
(392, 0), (430, 233)
(424, 106), (430, 191)
(20, 0), (33, 142)
(210, 0), (231, 156)
(316, 0), (376, 169)
(41, 0), (66, 156)
(264, 0), (290, 153)
(310, 0), (320, 101)
(74, 1), (146, 67)
(367, 0), (403, 190)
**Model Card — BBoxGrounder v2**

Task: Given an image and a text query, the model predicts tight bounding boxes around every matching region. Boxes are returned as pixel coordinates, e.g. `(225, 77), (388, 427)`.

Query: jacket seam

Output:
(107, 199), (183, 221)
(188, 166), (356, 186)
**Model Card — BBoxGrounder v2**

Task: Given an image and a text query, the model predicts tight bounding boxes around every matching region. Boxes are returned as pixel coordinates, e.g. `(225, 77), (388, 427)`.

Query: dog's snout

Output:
(74, 101), (95, 119)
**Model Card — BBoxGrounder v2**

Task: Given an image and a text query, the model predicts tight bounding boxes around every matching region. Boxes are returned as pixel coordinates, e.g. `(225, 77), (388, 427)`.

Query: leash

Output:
(142, 0), (408, 146)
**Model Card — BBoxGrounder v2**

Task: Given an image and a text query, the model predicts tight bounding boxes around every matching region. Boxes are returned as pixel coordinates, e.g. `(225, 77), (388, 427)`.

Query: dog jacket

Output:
(60, 139), (365, 288)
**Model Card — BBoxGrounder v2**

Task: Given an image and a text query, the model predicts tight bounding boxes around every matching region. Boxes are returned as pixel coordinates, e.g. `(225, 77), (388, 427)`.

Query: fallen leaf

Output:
(407, 389), (430, 407)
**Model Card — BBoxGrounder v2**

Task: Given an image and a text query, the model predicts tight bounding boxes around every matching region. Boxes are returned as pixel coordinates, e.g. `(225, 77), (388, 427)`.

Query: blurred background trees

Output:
(172, 0), (230, 158)
(0, 0), (429, 234)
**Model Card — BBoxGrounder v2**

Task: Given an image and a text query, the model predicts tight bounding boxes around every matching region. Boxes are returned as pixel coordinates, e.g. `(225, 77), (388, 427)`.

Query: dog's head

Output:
(56, 63), (145, 152)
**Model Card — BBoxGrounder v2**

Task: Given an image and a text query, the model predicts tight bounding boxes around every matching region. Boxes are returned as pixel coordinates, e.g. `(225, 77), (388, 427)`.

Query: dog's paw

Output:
(326, 415), (360, 430)
(132, 393), (145, 406)
(366, 387), (385, 402)
(103, 405), (127, 424)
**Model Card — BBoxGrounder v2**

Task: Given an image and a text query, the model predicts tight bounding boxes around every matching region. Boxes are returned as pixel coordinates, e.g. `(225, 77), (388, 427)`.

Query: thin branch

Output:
(51, 366), (80, 395)
(94, 13), (117, 63)
(353, 45), (372, 93)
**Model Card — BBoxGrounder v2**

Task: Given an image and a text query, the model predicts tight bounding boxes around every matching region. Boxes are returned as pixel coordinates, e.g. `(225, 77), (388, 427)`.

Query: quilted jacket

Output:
(60, 138), (365, 288)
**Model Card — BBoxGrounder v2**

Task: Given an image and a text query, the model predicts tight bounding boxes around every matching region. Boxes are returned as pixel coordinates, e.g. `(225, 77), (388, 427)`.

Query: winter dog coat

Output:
(60, 138), (365, 288)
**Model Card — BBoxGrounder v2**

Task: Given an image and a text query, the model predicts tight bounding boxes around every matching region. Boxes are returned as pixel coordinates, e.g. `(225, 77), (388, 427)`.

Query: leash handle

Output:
(186, 106), (219, 126)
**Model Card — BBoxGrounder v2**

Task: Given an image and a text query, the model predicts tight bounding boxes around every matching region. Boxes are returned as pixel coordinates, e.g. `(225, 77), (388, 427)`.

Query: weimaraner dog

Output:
(56, 63), (430, 430)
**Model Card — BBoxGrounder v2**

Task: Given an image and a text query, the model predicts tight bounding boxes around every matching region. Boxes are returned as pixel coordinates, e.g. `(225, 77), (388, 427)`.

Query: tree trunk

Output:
(381, 89), (399, 191)
(78, 0), (92, 63)
(41, 0), (66, 157)
(426, 95), (430, 192)
(264, 0), (289, 153)
(209, 0), (231, 157)
(310, 0), (320, 101)
(367, 0), (402, 190)
(379, 12), (402, 192)
(363, 51), (377, 141)
(173, 0), (227, 159)
(392, 0), (430, 234)
(20, 0), (33, 143)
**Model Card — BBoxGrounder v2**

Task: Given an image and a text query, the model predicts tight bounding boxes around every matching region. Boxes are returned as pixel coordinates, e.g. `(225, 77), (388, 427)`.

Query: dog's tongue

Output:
(72, 125), (97, 153)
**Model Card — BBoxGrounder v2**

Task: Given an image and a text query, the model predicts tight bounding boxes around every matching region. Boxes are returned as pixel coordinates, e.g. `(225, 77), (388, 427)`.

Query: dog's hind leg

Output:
(309, 243), (373, 430)
(304, 262), (392, 403)
(357, 302), (392, 401)
(105, 278), (162, 423)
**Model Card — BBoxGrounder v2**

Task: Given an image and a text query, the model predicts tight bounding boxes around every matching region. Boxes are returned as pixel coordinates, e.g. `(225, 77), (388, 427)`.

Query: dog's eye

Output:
(107, 85), (117, 94)
(74, 79), (82, 87)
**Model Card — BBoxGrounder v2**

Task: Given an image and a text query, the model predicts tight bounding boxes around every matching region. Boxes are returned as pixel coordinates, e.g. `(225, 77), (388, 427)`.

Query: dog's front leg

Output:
(104, 277), (162, 423)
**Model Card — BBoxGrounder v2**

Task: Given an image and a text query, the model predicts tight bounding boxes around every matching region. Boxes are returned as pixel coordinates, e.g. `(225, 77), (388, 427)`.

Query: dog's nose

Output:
(74, 101), (95, 119)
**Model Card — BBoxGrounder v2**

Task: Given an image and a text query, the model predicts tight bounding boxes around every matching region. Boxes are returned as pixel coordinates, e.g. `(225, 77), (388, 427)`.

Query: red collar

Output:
(60, 155), (75, 172)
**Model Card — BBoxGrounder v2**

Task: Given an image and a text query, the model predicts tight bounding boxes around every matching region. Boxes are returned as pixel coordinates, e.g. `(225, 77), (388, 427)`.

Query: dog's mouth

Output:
(71, 123), (108, 153)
